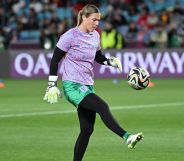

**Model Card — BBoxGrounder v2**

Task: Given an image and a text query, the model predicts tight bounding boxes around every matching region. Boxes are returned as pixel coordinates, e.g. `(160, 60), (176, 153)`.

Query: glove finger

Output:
(51, 93), (58, 104)
(50, 94), (55, 104)
(117, 62), (122, 72)
(114, 58), (122, 73)
(47, 93), (53, 104)
(51, 94), (57, 104)
(48, 97), (52, 104)
(43, 93), (48, 101)
(57, 89), (61, 97)
(110, 57), (116, 67)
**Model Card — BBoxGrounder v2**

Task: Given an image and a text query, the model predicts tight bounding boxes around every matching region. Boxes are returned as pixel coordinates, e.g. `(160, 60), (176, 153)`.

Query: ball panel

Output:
(127, 67), (150, 90)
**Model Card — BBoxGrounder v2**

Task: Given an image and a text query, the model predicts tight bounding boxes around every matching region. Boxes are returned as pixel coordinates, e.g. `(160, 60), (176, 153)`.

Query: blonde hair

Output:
(77, 4), (100, 26)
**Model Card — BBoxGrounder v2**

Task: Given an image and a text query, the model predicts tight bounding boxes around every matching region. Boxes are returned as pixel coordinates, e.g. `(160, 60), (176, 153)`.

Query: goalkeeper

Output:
(44, 4), (143, 161)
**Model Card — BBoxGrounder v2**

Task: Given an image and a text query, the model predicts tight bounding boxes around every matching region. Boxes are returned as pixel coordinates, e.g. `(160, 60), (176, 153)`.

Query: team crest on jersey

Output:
(79, 85), (88, 93)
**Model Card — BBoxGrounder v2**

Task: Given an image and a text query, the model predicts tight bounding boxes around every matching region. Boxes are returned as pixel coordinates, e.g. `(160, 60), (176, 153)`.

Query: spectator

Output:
(126, 22), (138, 42)
(137, 8), (148, 28)
(40, 27), (57, 49)
(25, 8), (39, 30)
(0, 0), (184, 48)
(101, 21), (124, 49)
(0, 7), (8, 28)
(147, 11), (159, 29)
(137, 26), (151, 48)
(12, 0), (26, 15)
(102, 4), (114, 23)
(29, 0), (43, 13)
(177, 22), (184, 46)
(0, 28), (12, 49)
(167, 23), (182, 48)
(127, 5), (139, 23)
(112, 8), (127, 27)
(0, 29), (5, 51)
(150, 24), (168, 48)
(160, 10), (170, 25)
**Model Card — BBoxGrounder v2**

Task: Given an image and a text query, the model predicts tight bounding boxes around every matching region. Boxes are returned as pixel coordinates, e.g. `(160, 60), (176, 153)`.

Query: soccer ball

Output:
(127, 67), (150, 90)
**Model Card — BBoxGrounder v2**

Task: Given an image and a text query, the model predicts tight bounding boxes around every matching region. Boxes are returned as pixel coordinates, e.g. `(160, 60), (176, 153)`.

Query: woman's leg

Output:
(79, 93), (127, 138)
(73, 107), (96, 161)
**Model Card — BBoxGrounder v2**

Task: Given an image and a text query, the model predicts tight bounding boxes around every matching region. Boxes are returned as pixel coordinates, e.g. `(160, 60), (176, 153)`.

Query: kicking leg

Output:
(79, 93), (143, 148)
(79, 93), (126, 138)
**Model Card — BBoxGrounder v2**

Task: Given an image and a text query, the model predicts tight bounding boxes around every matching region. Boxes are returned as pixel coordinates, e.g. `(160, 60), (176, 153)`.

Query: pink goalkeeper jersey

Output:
(56, 27), (101, 85)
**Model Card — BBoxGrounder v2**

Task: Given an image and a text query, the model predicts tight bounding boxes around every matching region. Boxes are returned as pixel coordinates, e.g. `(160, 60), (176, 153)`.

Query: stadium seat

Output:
(56, 8), (66, 20)
(19, 30), (40, 40)
(19, 31), (29, 40)
(29, 30), (40, 40)
(178, 0), (184, 8)
(65, 7), (72, 19)
(165, 0), (176, 10)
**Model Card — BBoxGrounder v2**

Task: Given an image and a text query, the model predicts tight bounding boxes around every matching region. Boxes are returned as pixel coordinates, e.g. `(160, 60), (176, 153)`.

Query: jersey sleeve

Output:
(56, 30), (73, 52)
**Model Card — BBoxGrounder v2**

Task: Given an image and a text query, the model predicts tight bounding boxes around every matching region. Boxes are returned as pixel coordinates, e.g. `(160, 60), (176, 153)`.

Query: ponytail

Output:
(77, 11), (82, 26)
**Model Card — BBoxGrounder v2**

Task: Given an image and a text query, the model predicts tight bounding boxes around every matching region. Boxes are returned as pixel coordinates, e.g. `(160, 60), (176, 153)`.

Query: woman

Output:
(44, 4), (143, 161)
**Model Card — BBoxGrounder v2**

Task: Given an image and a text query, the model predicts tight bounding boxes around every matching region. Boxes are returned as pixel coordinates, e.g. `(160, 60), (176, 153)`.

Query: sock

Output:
(123, 132), (130, 141)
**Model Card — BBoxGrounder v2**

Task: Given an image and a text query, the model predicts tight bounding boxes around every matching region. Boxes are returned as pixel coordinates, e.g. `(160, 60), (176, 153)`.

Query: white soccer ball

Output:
(127, 67), (150, 90)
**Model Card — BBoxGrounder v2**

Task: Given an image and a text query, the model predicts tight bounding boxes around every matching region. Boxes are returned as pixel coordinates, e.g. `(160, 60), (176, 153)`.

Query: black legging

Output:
(73, 93), (126, 161)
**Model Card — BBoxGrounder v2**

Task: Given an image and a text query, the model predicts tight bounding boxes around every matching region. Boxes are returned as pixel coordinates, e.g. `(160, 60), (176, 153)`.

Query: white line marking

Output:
(0, 102), (183, 119)
(111, 102), (184, 110)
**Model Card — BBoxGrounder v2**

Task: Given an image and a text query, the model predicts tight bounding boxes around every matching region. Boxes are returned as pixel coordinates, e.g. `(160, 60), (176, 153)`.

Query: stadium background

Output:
(0, 0), (184, 161)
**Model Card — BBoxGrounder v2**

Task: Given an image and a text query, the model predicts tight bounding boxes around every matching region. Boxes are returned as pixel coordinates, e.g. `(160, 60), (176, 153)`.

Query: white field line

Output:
(0, 102), (184, 119)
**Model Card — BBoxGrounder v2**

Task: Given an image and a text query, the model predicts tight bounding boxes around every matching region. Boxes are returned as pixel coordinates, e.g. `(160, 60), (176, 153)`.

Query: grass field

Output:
(0, 78), (184, 161)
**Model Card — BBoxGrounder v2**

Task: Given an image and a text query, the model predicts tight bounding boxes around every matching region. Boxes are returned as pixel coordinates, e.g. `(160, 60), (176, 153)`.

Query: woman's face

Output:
(82, 13), (101, 32)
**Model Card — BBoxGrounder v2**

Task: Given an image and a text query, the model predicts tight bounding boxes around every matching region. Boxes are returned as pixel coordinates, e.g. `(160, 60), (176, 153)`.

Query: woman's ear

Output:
(82, 15), (86, 21)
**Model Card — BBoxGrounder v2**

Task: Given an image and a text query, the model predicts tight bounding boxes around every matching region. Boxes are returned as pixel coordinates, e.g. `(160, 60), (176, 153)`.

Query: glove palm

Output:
(109, 56), (122, 72)
(44, 86), (61, 104)
(43, 76), (61, 104)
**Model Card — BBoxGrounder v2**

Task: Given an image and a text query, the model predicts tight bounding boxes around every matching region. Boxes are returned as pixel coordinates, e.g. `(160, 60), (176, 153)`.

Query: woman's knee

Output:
(80, 126), (94, 136)
(97, 101), (110, 115)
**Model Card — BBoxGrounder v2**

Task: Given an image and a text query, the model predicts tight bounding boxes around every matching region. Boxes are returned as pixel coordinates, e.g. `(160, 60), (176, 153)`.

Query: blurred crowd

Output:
(1, 0), (184, 50)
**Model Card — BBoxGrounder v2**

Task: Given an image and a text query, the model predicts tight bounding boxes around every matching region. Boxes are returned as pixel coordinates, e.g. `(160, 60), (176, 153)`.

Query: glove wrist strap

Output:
(48, 81), (56, 87)
(48, 75), (58, 87)
(103, 59), (111, 66)
(49, 75), (58, 81)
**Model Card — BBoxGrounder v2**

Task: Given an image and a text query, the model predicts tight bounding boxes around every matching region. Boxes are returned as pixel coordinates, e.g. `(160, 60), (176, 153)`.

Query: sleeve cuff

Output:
(49, 75), (58, 82)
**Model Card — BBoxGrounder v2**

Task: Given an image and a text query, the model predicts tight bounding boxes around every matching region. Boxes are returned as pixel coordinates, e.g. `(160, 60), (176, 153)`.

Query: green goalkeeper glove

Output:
(43, 76), (61, 104)
(105, 56), (122, 72)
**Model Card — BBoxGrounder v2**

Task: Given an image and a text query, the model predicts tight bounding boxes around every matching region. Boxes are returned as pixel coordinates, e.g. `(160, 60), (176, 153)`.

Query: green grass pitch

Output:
(0, 78), (184, 161)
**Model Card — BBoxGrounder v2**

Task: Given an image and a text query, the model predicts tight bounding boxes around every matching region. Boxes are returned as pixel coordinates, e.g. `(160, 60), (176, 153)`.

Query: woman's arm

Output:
(50, 46), (66, 75)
